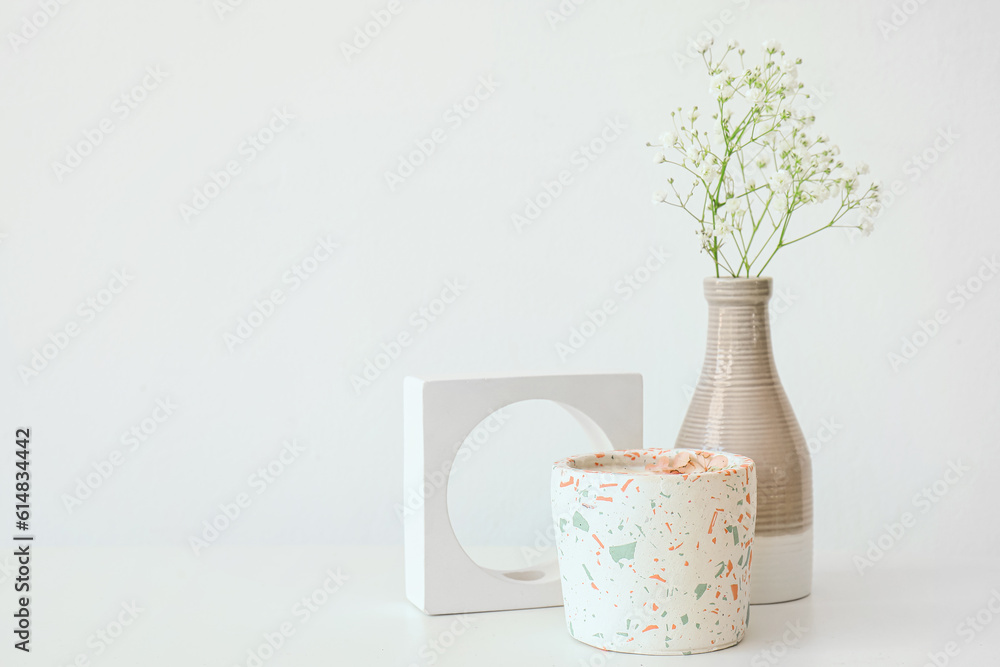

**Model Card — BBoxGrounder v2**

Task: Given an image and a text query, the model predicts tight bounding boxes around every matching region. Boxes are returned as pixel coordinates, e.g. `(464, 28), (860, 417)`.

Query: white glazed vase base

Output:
(746, 530), (813, 604)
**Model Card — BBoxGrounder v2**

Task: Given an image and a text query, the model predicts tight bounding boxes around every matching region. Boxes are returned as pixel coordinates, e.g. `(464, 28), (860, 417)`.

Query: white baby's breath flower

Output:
(710, 73), (731, 98)
(649, 42), (879, 275)
(772, 196), (789, 215)
(698, 161), (720, 181)
(768, 170), (792, 193)
(728, 196), (748, 216)
(654, 152), (666, 164)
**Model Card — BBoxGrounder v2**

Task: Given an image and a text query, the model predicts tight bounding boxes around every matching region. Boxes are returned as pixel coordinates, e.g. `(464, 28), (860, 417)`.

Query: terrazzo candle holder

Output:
(551, 448), (756, 656)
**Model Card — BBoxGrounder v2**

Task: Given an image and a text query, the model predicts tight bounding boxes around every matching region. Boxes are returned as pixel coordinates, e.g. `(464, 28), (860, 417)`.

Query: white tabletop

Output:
(10, 545), (999, 666)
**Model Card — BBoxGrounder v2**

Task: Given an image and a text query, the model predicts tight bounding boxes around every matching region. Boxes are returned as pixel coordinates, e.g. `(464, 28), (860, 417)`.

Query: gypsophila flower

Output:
(648, 39), (882, 276)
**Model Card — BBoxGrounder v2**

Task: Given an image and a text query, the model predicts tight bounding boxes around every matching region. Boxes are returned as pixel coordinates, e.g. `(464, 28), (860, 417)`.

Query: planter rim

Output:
(554, 448), (754, 478)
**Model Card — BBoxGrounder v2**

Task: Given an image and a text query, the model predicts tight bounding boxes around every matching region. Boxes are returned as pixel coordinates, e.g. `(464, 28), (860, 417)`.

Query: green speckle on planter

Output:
(609, 541), (637, 563)
(726, 524), (739, 545)
(559, 518), (568, 531)
(694, 583), (708, 599)
(738, 554), (744, 566)
(696, 623), (701, 629)
(582, 563), (593, 581)
(660, 492), (671, 499)
(572, 511), (589, 531)
(617, 632), (629, 637)
(681, 614), (689, 625)
(715, 561), (726, 578)
(626, 619), (631, 630)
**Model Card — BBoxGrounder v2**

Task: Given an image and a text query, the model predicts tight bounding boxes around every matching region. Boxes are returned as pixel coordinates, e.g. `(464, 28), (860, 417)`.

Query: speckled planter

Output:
(551, 448), (756, 656)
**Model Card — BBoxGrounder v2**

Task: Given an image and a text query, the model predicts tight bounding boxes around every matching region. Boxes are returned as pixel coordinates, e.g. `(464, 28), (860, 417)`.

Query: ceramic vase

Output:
(551, 448), (756, 656)
(675, 277), (812, 604)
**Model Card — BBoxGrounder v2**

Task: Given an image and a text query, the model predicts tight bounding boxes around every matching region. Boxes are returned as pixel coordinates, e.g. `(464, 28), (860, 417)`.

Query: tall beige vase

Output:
(675, 277), (812, 604)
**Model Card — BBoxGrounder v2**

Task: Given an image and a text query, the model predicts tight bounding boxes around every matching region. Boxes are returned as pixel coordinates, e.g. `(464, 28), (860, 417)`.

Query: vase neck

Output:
(701, 278), (777, 378)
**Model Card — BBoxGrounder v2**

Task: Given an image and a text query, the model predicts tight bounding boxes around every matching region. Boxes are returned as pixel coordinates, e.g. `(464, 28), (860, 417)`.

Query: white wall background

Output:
(1, 0), (997, 575)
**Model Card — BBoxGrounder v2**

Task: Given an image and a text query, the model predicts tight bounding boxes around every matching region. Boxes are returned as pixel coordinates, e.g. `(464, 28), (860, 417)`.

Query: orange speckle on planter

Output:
(593, 534), (605, 548)
(731, 584), (739, 600)
(596, 496), (613, 502)
(621, 478), (634, 491)
(600, 483), (618, 488)
(649, 574), (667, 582)
(591, 582), (599, 590)
(642, 625), (658, 632)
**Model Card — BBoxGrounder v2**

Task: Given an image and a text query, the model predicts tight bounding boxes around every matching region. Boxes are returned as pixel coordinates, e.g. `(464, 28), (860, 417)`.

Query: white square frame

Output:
(403, 373), (643, 615)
